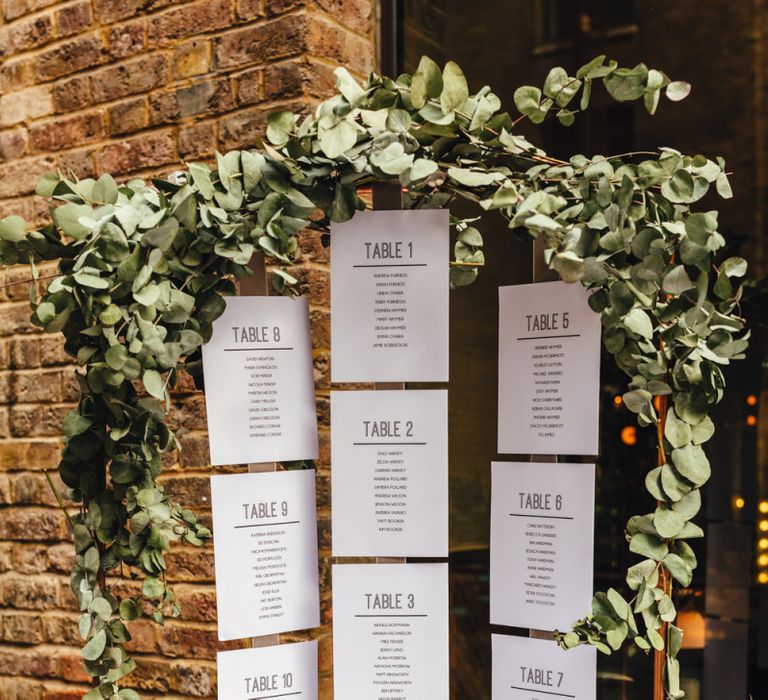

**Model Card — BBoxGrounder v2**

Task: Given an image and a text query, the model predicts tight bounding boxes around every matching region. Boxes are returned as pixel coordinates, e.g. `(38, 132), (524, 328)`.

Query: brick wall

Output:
(0, 2), (375, 697)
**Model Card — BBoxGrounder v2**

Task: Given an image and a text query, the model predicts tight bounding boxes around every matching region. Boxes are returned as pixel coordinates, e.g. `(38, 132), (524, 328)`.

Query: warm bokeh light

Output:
(760, 501), (768, 514)
(613, 395), (622, 407)
(759, 554), (768, 567)
(747, 394), (758, 406)
(760, 520), (768, 532)
(734, 496), (745, 509)
(620, 426), (637, 446)
(760, 538), (768, 550)
(759, 572), (768, 584)
(676, 610), (705, 649)
(653, 395), (663, 411)
(747, 415), (757, 426)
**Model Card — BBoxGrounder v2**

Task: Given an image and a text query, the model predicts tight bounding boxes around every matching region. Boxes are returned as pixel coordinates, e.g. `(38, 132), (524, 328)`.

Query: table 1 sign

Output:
(210, 470), (320, 641)
(331, 389), (448, 557)
(202, 296), (318, 466)
(331, 209), (450, 382)
(498, 281), (601, 455)
(490, 462), (595, 632)
(492, 634), (596, 699)
(217, 640), (318, 700)
(332, 563), (449, 700)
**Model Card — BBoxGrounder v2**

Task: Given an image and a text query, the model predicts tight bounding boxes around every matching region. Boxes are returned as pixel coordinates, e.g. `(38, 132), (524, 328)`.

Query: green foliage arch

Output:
(0, 55), (747, 699)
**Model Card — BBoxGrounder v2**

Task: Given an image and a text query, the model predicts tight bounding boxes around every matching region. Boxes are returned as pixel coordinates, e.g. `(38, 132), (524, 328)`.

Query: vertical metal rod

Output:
(378, 0), (399, 76)
(240, 251), (280, 648)
(372, 181), (406, 566)
(529, 239), (557, 642)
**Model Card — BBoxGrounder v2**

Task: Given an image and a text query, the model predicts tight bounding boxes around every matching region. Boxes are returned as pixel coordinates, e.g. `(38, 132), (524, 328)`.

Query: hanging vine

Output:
(0, 55), (746, 699)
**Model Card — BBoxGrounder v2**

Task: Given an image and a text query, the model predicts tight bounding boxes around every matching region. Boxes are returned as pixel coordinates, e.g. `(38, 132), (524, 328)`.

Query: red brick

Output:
(3, 0), (29, 21)
(29, 112), (102, 152)
(0, 507), (65, 541)
(93, 0), (177, 24)
(0, 574), (60, 610)
(0, 127), (28, 160)
(150, 78), (234, 125)
(177, 121), (215, 160)
(58, 147), (96, 180)
(90, 53), (169, 104)
(0, 156), (56, 198)
(173, 38), (210, 79)
(266, 0), (305, 16)
(263, 58), (311, 100)
(108, 18), (146, 59)
(314, 0), (372, 35)
(53, 75), (90, 113)
(147, 0), (233, 47)
(214, 13), (308, 70)
(95, 128), (176, 173)
(236, 0), (262, 21)
(36, 33), (107, 81)
(55, 1), (93, 37)
(0, 85), (53, 127)
(7, 13), (54, 52)
(108, 97), (148, 135)
(307, 13), (374, 74)
(235, 66), (261, 105)
(0, 55), (35, 92)
(218, 105), (268, 151)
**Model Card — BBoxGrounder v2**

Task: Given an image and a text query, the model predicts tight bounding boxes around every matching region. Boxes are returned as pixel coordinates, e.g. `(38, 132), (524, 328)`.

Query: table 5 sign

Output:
(493, 280), (601, 699)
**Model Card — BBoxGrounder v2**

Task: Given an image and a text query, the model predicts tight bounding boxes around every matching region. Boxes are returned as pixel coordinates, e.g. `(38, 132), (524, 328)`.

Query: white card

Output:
(498, 281), (601, 455)
(331, 209), (449, 382)
(492, 634), (596, 699)
(490, 462), (595, 632)
(202, 296), (318, 466)
(332, 563), (449, 700)
(331, 390), (448, 557)
(211, 470), (320, 641)
(217, 641), (318, 700)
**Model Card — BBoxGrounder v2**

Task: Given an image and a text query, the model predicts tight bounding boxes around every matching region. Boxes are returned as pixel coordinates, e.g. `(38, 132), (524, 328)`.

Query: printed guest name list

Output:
(331, 209), (449, 382)
(331, 390), (448, 557)
(333, 563), (449, 700)
(211, 470), (320, 641)
(498, 281), (601, 455)
(202, 296), (318, 466)
(490, 462), (595, 632)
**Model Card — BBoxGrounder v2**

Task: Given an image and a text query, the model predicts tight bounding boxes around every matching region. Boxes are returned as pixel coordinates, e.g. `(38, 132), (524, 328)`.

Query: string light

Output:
(613, 396), (622, 407)
(747, 394), (758, 406)
(759, 572), (768, 584)
(759, 501), (768, 514)
(760, 520), (768, 532)
(759, 554), (768, 567)
(760, 538), (768, 550)
(734, 496), (745, 509)
(747, 415), (757, 426)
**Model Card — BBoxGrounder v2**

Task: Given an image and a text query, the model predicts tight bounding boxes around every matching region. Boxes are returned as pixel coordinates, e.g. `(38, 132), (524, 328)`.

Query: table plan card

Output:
(490, 462), (595, 632)
(202, 295), (318, 466)
(217, 641), (318, 700)
(331, 209), (450, 382)
(211, 470), (320, 641)
(331, 389), (448, 557)
(332, 563), (449, 700)
(492, 634), (596, 699)
(498, 281), (601, 455)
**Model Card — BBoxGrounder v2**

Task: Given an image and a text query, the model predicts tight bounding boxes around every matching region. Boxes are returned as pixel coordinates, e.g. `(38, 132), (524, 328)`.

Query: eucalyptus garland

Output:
(0, 55), (747, 699)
